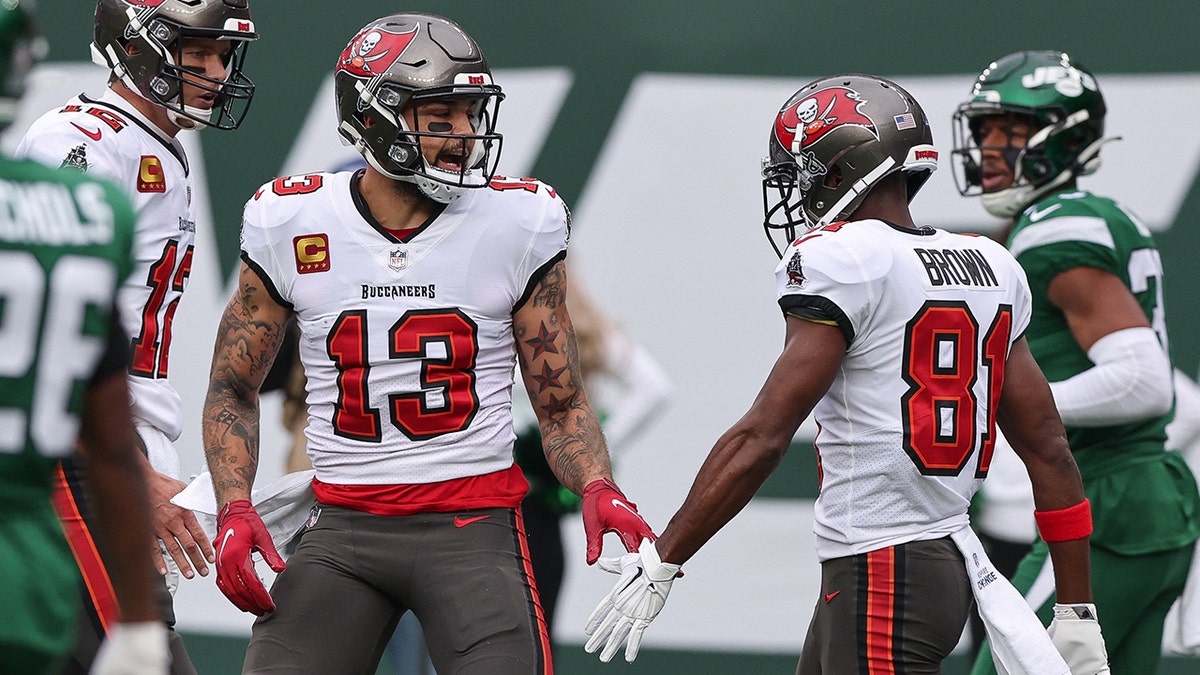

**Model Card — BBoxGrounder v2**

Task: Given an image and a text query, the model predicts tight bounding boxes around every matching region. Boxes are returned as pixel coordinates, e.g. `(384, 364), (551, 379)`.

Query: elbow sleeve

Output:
(1048, 326), (1173, 427)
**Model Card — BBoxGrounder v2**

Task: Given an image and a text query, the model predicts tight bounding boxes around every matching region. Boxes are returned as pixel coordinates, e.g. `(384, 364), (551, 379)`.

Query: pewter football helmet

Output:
(91, 0), (258, 130)
(334, 12), (503, 204)
(762, 74), (937, 257)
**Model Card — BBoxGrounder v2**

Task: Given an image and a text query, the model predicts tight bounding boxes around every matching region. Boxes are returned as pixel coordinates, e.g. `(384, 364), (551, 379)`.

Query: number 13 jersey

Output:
(775, 219), (1032, 561)
(240, 171), (568, 486)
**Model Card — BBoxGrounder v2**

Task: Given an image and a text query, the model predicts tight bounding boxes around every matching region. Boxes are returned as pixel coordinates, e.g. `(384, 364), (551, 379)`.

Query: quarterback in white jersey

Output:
(587, 74), (1107, 674)
(202, 13), (656, 674)
(18, 90), (195, 442)
(13, 2), (258, 673)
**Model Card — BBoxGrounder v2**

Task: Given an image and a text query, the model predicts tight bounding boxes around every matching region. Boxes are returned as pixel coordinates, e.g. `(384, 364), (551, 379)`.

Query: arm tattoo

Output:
(530, 360), (567, 394)
(531, 262), (565, 311)
(202, 269), (288, 502)
(523, 322), (560, 360)
(515, 262), (612, 493)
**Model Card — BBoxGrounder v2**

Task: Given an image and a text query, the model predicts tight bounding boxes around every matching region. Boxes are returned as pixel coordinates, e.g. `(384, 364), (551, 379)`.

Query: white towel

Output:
(170, 470), (317, 552)
(950, 526), (1070, 675)
(135, 424), (181, 481)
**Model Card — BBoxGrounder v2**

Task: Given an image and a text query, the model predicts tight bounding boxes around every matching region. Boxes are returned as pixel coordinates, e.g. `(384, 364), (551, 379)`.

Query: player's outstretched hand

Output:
(584, 539), (681, 663)
(90, 622), (169, 675)
(214, 499), (285, 615)
(147, 470), (213, 579)
(582, 478), (656, 565)
(1048, 603), (1111, 675)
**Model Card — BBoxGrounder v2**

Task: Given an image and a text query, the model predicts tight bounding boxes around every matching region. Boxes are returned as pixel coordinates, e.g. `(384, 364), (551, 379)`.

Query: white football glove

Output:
(1048, 603), (1111, 675)
(90, 622), (169, 675)
(584, 539), (681, 663)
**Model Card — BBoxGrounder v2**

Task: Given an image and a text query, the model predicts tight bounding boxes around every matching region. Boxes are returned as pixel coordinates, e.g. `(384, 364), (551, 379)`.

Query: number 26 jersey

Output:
(240, 171), (568, 486)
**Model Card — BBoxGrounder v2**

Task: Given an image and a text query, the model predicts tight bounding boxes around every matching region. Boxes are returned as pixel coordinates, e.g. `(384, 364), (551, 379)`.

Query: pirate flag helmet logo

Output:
(338, 24), (420, 78)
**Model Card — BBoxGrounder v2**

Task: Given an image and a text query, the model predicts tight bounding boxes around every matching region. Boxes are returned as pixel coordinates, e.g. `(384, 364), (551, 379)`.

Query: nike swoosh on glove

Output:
(1048, 603), (1112, 675)
(215, 499), (286, 615)
(584, 539), (681, 663)
(90, 622), (169, 675)
(582, 477), (656, 565)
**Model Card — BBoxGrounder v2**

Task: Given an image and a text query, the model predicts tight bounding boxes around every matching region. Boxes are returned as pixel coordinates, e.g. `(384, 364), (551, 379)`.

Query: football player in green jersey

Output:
(0, 2), (166, 673)
(954, 50), (1200, 675)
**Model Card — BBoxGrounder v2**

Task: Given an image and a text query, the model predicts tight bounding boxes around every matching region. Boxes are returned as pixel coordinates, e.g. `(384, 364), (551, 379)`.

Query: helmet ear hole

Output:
(1027, 160), (1050, 182)
(822, 165), (844, 189)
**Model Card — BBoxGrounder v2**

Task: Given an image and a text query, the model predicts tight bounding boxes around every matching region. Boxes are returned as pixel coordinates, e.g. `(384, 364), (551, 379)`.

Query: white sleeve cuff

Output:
(1049, 326), (1173, 427)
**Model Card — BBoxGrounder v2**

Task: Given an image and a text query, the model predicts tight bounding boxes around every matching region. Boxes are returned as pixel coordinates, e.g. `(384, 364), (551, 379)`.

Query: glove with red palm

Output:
(582, 478), (656, 565)
(214, 499), (286, 615)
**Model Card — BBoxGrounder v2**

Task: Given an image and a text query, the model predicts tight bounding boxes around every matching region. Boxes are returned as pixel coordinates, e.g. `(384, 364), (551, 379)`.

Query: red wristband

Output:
(1034, 498), (1093, 543)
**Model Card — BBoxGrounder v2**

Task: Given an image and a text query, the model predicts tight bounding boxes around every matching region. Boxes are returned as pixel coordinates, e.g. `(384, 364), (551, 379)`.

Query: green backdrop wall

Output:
(34, 0), (1200, 372)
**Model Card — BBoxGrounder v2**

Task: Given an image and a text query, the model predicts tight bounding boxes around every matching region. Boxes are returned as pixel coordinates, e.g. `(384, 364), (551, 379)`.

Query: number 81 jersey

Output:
(240, 171), (569, 485)
(775, 219), (1032, 561)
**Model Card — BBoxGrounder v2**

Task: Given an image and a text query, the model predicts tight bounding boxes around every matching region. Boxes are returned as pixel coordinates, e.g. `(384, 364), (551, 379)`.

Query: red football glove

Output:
(215, 499), (286, 616)
(582, 478), (657, 565)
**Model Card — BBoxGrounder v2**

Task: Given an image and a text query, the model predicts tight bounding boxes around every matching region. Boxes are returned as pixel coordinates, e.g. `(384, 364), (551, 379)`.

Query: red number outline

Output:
(327, 308), (480, 443)
(272, 174), (324, 196)
(901, 301), (1011, 477)
(387, 309), (480, 440)
(328, 310), (382, 442)
(489, 175), (556, 198)
(129, 240), (192, 379)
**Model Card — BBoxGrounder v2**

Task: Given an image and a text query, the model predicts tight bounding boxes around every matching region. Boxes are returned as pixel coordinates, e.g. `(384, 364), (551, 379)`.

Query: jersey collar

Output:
(349, 169), (445, 244)
(81, 89), (190, 175)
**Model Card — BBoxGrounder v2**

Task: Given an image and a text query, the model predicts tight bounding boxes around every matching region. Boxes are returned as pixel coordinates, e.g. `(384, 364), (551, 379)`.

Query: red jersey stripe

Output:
(865, 547), (897, 675)
(514, 506), (554, 674)
(52, 464), (120, 633)
(312, 463), (529, 515)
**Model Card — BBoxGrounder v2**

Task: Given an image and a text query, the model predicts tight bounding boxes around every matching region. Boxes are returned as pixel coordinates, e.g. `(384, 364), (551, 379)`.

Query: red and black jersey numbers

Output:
(59, 105), (128, 132)
(901, 301), (1012, 478)
(489, 175), (556, 198)
(327, 308), (480, 442)
(130, 240), (192, 379)
(271, 174), (324, 197)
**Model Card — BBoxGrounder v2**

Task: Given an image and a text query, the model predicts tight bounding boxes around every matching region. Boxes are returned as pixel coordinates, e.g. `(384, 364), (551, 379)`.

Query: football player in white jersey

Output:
(202, 13), (656, 674)
(14, 1), (258, 672)
(585, 75), (1110, 674)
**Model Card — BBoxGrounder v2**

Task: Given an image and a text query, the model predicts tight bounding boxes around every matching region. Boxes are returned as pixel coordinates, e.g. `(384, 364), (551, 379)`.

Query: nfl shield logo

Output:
(388, 247), (409, 271)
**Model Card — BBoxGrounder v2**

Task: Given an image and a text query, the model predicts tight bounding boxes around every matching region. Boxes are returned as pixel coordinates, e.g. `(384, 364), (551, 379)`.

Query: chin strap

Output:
(169, 107), (201, 131)
(983, 135), (1121, 219)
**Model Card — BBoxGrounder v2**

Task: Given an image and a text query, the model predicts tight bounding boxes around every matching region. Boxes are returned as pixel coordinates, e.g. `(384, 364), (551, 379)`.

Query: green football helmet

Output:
(951, 50), (1114, 217)
(0, 0), (44, 131)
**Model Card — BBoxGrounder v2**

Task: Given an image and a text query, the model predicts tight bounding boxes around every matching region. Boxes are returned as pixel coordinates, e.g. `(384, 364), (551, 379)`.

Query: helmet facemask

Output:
(91, 1), (257, 131)
(763, 154), (811, 257)
(346, 80), (503, 204)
